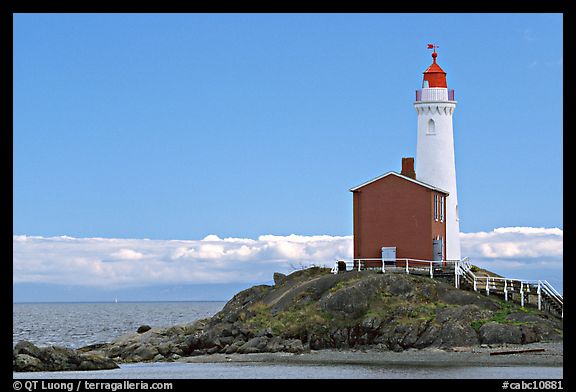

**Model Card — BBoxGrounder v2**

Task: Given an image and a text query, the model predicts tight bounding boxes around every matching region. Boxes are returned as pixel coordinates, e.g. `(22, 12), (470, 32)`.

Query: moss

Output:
(364, 291), (444, 325)
(272, 304), (331, 337)
(245, 302), (273, 331)
(287, 266), (331, 281)
(471, 320), (487, 331)
(470, 301), (533, 331)
(328, 276), (363, 294)
(243, 300), (332, 338)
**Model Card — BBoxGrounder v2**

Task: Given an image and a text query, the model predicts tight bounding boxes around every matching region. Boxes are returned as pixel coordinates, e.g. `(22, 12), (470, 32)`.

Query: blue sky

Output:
(13, 14), (563, 301)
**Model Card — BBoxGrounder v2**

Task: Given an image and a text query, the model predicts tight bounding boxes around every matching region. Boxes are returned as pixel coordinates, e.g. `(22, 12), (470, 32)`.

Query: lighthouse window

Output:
(434, 194), (438, 221)
(440, 196), (444, 222)
(427, 119), (436, 135)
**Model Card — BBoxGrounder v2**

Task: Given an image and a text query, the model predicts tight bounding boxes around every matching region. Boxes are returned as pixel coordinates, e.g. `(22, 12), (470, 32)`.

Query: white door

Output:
(433, 239), (443, 261)
(381, 247), (396, 265)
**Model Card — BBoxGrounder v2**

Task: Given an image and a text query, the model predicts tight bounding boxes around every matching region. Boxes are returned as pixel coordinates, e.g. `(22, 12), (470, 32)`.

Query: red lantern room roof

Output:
(423, 48), (447, 88)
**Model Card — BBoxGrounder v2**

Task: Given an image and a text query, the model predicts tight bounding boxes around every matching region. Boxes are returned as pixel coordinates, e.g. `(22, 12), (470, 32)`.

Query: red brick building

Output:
(350, 158), (448, 268)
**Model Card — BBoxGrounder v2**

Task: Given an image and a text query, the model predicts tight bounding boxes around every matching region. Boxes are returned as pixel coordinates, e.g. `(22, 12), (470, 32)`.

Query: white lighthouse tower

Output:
(414, 45), (461, 261)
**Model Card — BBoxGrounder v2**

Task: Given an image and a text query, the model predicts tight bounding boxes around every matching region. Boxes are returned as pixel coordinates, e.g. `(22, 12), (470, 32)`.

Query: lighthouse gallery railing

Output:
(415, 88), (455, 101)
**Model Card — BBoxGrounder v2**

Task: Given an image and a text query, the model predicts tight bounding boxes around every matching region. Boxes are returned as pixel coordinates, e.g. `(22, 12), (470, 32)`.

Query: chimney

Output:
(401, 157), (416, 179)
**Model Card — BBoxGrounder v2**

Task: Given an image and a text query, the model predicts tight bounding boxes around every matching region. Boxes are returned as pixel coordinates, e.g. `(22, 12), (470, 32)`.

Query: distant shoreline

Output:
(13, 300), (228, 305)
(178, 342), (563, 368)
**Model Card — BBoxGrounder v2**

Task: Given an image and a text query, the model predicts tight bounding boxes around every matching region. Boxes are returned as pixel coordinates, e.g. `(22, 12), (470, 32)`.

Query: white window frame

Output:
(440, 236), (444, 260)
(434, 194), (438, 221)
(440, 195), (444, 222)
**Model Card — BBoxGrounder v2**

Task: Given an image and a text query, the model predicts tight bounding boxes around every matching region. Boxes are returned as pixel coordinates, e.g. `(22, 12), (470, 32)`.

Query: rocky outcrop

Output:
(80, 267), (561, 364)
(137, 325), (152, 334)
(13, 341), (119, 372)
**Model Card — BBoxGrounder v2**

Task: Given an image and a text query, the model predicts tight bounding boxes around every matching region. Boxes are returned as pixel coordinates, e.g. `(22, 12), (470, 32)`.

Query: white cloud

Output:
(492, 227), (563, 236)
(13, 227), (562, 289)
(111, 249), (144, 260)
(460, 227), (563, 289)
(12, 234), (353, 288)
(460, 227), (563, 259)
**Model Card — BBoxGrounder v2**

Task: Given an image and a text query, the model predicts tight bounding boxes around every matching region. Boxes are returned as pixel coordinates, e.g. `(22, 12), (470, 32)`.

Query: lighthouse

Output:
(414, 45), (461, 261)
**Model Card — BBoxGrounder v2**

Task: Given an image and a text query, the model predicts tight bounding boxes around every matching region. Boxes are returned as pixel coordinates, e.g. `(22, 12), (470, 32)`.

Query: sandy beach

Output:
(178, 342), (563, 367)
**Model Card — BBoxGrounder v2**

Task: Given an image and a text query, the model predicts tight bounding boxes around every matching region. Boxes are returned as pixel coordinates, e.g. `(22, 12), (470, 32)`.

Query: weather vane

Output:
(427, 43), (439, 53)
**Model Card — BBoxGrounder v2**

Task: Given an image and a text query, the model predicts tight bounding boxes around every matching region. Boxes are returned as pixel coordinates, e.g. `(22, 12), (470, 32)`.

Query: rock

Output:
(284, 339), (306, 353)
(131, 345), (159, 361)
(400, 321), (428, 348)
(163, 325), (185, 336)
(387, 277), (415, 297)
(77, 354), (118, 371)
(437, 286), (499, 310)
(17, 267), (561, 369)
(77, 343), (110, 353)
(137, 325), (152, 334)
(273, 272), (287, 286)
(120, 343), (140, 359)
(12, 341), (119, 372)
(520, 326), (540, 344)
(206, 346), (219, 354)
(435, 323), (479, 348)
(14, 354), (43, 372)
(237, 337), (269, 354)
(224, 340), (245, 354)
(505, 312), (563, 342)
(478, 322), (523, 345)
(414, 323), (441, 349)
(531, 323), (563, 342)
(436, 304), (492, 324)
(210, 285), (272, 325)
(106, 345), (123, 358)
(320, 285), (370, 317)
(265, 337), (285, 352)
(264, 337), (306, 353)
(256, 328), (274, 338)
(157, 343), (174, 357)
(14, 341), (42, 358)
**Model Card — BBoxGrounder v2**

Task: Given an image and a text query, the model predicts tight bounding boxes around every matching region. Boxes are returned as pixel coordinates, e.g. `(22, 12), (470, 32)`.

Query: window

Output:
(427, 119), (435, 135)
(434, 194), (438, 221)
(440, 196), (444, 222)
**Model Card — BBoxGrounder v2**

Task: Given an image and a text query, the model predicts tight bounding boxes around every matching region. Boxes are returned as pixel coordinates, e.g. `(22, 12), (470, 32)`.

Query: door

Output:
(433, 239), (443, 261)
(381, 247), (396, 266)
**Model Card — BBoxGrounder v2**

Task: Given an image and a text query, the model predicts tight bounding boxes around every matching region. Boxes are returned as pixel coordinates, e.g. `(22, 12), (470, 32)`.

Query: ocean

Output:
(13, 301), (226, 348)
(13, 302), (563, 379)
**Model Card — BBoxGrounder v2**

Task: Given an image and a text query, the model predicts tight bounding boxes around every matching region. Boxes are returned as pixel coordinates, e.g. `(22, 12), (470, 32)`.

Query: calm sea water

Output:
(13, 301), (226, 348)
(12, 362), (563, 379)
(13, 302), (562, 379)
